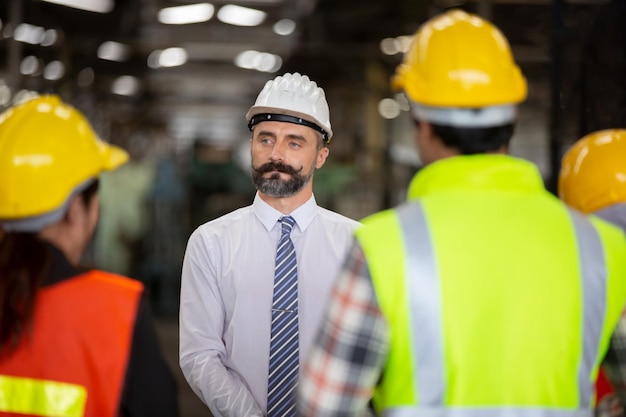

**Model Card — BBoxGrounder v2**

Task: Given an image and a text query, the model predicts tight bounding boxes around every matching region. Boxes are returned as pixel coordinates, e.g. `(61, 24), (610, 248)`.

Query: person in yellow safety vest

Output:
(559, 129), (626, 417)
(297, 9), (626, 417)
(0, 95), (179, 417)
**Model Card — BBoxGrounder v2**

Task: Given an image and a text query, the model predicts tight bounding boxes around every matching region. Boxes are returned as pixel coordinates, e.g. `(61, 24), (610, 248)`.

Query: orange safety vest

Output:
(0, 270), (143, 417)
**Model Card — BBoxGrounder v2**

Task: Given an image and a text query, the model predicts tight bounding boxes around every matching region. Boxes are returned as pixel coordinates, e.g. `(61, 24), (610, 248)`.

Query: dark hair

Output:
(430, 122), (515, 154)
(0, 179), (99, 355)
(81, 179), (100, 206)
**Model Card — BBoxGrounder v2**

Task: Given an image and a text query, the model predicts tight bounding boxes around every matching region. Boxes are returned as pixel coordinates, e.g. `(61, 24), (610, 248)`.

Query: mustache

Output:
(254, 162), (302, 175)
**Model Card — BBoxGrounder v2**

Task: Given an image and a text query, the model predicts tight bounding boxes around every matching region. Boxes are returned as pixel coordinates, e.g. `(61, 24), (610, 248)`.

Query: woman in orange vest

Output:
(0, 96), (179, 417)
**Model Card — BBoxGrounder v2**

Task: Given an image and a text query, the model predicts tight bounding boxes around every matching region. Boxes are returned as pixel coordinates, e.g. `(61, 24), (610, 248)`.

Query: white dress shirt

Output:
(179, 193), (360, 417)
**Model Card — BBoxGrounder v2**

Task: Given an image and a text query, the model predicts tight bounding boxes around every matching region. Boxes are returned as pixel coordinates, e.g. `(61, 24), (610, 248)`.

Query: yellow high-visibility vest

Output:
(356, 155), (626, 416)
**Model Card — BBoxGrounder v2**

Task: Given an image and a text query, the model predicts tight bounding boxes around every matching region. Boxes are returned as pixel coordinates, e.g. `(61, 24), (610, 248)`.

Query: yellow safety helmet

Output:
(559, 129), (626, 214)
(0, 95), (128, 228)
(392, 9), (527, 109)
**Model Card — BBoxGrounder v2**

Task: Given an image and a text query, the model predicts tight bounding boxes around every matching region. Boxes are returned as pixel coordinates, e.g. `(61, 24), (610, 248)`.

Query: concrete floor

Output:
(155, 318), (213, 417)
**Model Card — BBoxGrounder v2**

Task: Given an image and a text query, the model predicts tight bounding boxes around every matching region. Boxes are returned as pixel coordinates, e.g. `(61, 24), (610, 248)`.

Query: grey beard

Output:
(255, 175), (305, 197)
(251, 160), (316, 197)
(252, 167), (315, 197)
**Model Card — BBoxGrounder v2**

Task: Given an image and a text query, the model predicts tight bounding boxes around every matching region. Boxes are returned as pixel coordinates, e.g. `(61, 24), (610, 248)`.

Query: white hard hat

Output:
(246, 72), (333, 143)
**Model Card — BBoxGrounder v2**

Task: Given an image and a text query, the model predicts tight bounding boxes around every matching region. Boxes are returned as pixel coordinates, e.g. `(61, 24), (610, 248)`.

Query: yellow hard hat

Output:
(392, 9), (527, 108)
(558, 129), (626, 214)
(0, 95), (128, 222)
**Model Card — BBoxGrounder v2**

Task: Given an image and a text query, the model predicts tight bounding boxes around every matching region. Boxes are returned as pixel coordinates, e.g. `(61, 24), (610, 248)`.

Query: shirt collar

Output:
(407, 154), (546, 200)
(253, 192), (318, 232)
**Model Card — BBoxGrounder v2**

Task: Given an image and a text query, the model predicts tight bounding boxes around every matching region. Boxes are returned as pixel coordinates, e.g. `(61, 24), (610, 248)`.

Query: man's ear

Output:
(316, 146), (330, 169)
(63, 195), (83, 225)
(417, 119), (434, 144)
(414, 119), (437, 166)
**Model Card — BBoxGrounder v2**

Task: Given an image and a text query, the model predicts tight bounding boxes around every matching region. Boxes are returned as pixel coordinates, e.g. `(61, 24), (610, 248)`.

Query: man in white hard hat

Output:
(179, 72), (360, 417)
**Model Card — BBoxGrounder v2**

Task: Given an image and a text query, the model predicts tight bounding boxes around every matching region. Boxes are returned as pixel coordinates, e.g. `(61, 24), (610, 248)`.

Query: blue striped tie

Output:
(267, 216), (299, 417)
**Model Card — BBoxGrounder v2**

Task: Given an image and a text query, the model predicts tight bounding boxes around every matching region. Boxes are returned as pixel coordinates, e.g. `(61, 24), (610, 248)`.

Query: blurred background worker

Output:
(0, 95), (179, 417)
(297, 9), (626, 417)
(559, 129), (626, 417)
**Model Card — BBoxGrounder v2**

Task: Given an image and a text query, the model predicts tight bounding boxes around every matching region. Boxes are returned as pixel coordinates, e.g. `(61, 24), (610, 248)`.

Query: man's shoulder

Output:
(315, 206), (362, 229)
(192, 205), (254, 236)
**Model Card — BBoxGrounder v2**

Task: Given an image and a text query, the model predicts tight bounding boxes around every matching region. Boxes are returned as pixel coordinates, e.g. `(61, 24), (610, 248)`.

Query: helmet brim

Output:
(246, 105), (333, 140)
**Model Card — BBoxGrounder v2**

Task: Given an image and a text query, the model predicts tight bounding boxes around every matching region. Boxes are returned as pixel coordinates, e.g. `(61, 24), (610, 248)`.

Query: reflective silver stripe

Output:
(384, 406), (592, 417)
(396, 203), (445, 404)
(567, 208), (607, 408)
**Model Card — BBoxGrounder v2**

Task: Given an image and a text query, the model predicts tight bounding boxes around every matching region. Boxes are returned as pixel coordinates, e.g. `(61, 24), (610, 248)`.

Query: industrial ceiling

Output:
(0, 0), (623, 166)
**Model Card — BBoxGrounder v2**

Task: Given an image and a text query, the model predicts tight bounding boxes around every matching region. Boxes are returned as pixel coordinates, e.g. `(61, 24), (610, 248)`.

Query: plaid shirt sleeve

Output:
(602, 310), (626, 407)
(297, 240), (390, 417)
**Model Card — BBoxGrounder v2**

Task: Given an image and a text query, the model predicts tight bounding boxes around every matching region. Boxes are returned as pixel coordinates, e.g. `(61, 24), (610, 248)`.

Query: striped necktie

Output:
(267, 215), (299, 417)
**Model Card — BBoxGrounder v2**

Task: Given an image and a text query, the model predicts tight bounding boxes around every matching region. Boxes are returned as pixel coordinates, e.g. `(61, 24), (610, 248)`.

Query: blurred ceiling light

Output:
(218, 5), (266, 27)
(77, 68), (95, 87)
(43, 61), (65, 81)
(394, 92), (410, 111)
(378, 98), (401, 119)
(20, 56), (40, 75)
(158, 3), (214, 25)
(273, 19), (296, 36)
(0, 81), (11, 107)
(395, 35), (414, 53)
(41, 0), (114, 13)
(235, 50), (282, 73)
(111, 75), (140, 96)
(380, 38), (398, 55)
(14, 23), (44, 45)
(147, 51), (160, 69)
(98, 41), (131, 62)
(231, 0), (282, 3)
(40, 29), (58, 46)
(380, 35), (413, 56)
(148, 47), (188, 68)
(14, 90), (40, 106)
(160, 47), (188, 67)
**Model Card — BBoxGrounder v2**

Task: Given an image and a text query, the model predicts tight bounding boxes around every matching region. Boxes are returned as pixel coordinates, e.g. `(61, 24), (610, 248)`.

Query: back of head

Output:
(559, 129), (626, 214)
(246, 72), (333, 144)
(392, 9), (527, 153)
(0, 95), (128, 232)
(0, 95), (128, 354)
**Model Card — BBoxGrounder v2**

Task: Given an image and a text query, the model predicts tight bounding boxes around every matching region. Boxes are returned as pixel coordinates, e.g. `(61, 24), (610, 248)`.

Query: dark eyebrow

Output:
(255, 130), (308, 143)
(285, 134), (307, 142)
(256, 130), (277, 139)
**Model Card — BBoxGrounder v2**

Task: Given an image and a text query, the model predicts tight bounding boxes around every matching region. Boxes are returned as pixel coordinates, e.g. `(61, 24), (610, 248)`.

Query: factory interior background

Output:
(1, 0), (625, 415)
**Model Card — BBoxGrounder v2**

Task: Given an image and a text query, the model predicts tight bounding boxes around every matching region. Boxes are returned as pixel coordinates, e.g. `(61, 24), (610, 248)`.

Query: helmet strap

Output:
(248, 113), (329, 143)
